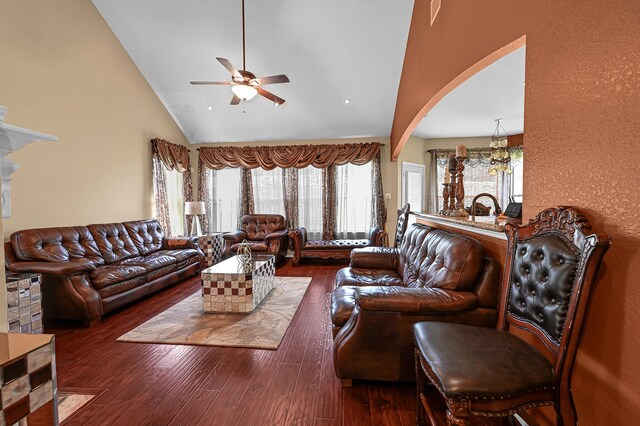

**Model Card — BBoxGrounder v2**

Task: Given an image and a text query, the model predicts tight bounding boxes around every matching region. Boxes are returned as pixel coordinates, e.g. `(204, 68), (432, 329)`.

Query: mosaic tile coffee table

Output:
(201, 254), (275, 313)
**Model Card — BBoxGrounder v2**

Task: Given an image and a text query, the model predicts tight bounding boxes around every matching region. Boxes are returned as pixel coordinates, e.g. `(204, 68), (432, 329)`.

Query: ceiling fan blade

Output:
(230, 95), (241, 105)
(255, 74), (290, 85)
(190, 81), (234, 85)
(217, 57), (243, 80)
(257, 88), (285, 105)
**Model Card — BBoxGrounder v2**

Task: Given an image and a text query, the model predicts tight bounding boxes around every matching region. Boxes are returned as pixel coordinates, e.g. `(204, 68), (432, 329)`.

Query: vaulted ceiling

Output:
(92, 0), (525, 144)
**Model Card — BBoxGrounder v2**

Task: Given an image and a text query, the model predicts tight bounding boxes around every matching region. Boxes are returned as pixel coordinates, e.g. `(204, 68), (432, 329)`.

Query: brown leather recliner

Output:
(5, 219), (204, 325)
(331, 223), (501, 384)
(222, 214), (289, 264)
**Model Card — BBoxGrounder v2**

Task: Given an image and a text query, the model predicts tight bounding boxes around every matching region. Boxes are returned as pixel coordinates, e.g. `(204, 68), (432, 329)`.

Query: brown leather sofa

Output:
(222, 214), (289, 263)
(288, 226), (387, 266)
(5, 219), (204, 325)
(331, 223), (501, 384)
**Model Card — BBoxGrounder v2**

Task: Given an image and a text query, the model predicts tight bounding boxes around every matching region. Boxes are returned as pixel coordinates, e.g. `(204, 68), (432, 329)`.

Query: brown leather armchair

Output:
(222, 214), (289, 264)
(331, 223), (501, 384)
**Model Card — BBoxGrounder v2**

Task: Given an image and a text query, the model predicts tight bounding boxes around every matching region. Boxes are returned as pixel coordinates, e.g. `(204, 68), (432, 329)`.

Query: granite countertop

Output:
(415, 213), (506, 233)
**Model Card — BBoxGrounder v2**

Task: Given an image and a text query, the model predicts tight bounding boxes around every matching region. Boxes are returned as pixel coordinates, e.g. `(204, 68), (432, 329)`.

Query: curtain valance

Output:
(198, 142), (383, 170)
(151, 138), (190, 173)
(428, 146), (523, 169)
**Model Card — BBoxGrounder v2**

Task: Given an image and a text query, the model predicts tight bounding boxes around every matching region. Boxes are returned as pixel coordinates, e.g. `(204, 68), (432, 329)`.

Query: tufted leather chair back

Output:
(398, 224), (484, 292)
(241, 214), (286, 241)
(507, 235), (580, 344)
(124, 219), (165, 255)
(10, 226), (105, 266)
(500, 207), (611, 362)
(394, 203), (410, 248)
(88, 223), (140, 264)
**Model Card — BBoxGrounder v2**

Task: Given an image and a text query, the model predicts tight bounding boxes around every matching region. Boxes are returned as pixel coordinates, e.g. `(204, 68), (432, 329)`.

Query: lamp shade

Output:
(185, 201), (205, 215)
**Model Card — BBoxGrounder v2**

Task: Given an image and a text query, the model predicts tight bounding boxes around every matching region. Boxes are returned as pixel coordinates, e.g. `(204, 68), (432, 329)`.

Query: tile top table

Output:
(197, 234), (224, 267)
(0, 333), (58, 425)
(201, 255), (275, 313)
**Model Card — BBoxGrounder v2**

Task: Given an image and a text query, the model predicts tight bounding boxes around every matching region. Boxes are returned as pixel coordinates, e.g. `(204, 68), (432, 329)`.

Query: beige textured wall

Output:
(190, 137), (407, 236)
(0, 0), (188, 238)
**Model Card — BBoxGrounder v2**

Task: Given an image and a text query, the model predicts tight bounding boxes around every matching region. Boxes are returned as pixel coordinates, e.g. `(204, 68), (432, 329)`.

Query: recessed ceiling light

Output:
(207, 105), (213, 111)
(344, 99), (351, 104)
(274, 102), (280, 107)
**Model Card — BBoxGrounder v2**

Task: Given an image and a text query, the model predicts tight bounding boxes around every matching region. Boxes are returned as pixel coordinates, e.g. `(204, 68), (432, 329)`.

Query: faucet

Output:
(471, 193), (502, 221)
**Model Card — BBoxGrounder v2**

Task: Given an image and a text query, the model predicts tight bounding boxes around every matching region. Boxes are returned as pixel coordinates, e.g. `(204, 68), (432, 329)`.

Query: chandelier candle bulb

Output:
(455, 144), (467, 158)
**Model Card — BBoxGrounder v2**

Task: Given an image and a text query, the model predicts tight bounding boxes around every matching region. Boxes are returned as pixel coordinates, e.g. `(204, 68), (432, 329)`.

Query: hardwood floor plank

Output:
(42, 261), (416, 425)
(85, 345), (211, 425)
(315, 339), (342, 420)
(343, 386), (373, 426)
(313, 419), (341, 426)
(256, 362), (302, 426)
(392, 385), (416, 426)
(368, 385), (403, 426)
(123, 347), (228, 425)
(168, 389), (220, 426)
(284, 338), (325, 426)
(196, 349), (285, 426)
(199, 348), (246, 391)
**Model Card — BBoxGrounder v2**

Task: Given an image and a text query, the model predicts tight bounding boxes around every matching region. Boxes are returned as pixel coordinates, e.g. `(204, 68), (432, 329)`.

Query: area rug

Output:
(58, 389), (102, 424)
(116, 276), (312, 349)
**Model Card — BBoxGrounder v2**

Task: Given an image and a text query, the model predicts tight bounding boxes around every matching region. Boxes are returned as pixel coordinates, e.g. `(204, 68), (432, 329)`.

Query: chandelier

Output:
(488, 119), (512, 175)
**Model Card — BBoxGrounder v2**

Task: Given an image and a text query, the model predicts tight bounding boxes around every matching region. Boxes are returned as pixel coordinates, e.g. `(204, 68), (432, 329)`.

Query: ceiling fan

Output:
(190, 0), (290, 106)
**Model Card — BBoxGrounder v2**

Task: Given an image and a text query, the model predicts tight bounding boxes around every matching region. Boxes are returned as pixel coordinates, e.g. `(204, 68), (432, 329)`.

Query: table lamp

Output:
(185, 201), (205, 236)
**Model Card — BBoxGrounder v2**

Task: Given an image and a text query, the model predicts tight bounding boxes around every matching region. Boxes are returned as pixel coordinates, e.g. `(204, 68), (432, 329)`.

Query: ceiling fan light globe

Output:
(231, 84), (258, 101)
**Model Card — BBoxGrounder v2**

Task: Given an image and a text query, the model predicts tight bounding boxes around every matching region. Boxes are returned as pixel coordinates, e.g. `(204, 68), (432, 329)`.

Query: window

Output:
(298, 166), (323, 240)
(436, 162), (505, 209)
(335, 162), (373, 238)
(207, 167), (241, 232)
(430, 148), (523, 213)
(164, 168), (185, 236)
(507, 150), (524, 203)
(252, 168), (284, 214)
(402, 162), (425, 212)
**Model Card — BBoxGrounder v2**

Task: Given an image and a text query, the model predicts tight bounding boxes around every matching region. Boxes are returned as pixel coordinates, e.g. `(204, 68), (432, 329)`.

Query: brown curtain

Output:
(322, 165), (336, 240)
(198, 156), (212, 234)
(152, 151), (171, 235)
(240, 168), (254, 219)
(197, 142), (385, 238)
(151, 138), (190, 172)
(283, 168), (299, 229)
(151, 138), (195, 234)
(371, 151), (387, 230)
(198, 142), (382, 170)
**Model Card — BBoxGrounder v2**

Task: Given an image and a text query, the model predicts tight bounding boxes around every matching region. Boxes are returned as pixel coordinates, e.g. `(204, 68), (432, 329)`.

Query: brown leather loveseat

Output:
(5, 219), (204, 325)
(331, 223), (501, 384)
(222, 214), (289, 263)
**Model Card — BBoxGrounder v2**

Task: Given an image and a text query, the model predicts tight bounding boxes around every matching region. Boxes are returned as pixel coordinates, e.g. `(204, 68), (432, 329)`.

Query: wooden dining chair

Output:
(394, 203), (411, 248)
(413, 206), (611, 425)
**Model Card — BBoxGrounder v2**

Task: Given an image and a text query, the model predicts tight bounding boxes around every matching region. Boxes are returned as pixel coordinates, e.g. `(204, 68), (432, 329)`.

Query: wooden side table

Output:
(6, 273), (43, 334)
(0, 333), (58, 425)
(197, 234), (224, 267)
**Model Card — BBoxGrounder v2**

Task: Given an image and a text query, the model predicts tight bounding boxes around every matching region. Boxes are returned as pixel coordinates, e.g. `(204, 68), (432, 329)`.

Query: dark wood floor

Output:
(45, 260), (417, 426)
